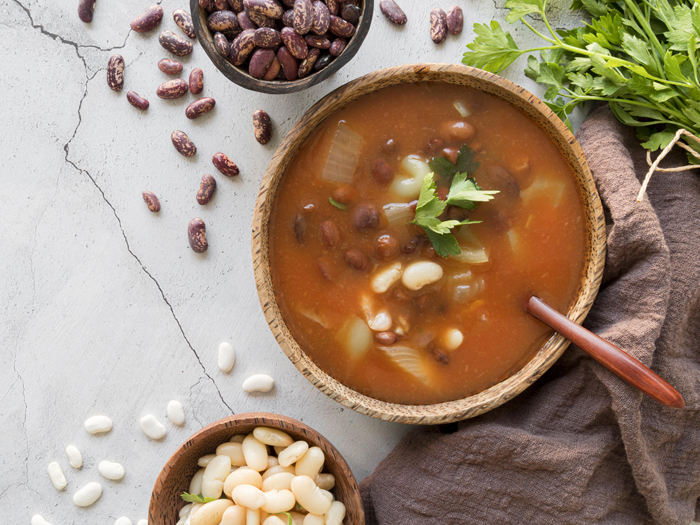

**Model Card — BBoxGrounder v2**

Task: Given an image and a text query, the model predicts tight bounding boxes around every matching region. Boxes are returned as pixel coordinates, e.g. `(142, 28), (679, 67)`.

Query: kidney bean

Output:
(186, 97), (216, 119)
(432, 348), (450, 365)
(379, 0), (406, 25)
(281, 8), (295, 26)
(442, 147), (459, 165)
(229, 0), (245, 11)
(311, 1), (330, 34)
(381, 138), (397, 154)
(196, 174), (217, 205)
(159, 30), (194, 56)
(292, 213), (305, 243)
(298, 47), (320, 78)
(253, 109), (272, 144)
(345, 249), (370, 271)
(142, 191), (160, 212)
(375, 234), (400, 261)
(173, 9), (197, 38)
(78, 0), (96, 23)
(131, 5), (163, 32)
(249, 48), (277, 78)
(424, 137), (444, 154)
(215, 0), (229, 9)
(171, 130), (196, 157)
(371, 158), (394, 184)
(314, 53), (332, 70)
(158, 58), (183, 74)
(106, 55), (124, 91)
(486, 165), (520, 201)
(229, 29), (256, 65)
(326, 0), (339, 15)
(280, 27), (308, 59)
(275, 67), (287, 79)
(207, 10), (239, 32)
(447, 5), (463, 35)
(329, 37), (346, 56)
(294, 0), (313, 34)
(277, 46), (299, 80)
(157, 79), (188, 99)
(244, 0), (284, 19)
(341, 3), (360, 24)
(254, 27), (282, 47)
(237, 10), (257, 29)
(317, 257), (334, 280)
(305, 34), (330, 48)
(127, 91), (149, 110)
(214, 32), (231, 56)
(441, 120), (475, 141)
(403, 235), (423, 254)
(188, 218), (208, 253)
(375, 331), (397, 345)
(353, 204), (380, 230)
(430, 7), (447, 44)
(319, 220), (339, 246)
(212, 152), (239, 177)
(263, 57), (281, 79)
(189, 68), (204, 94)
(281, 0), (295, 6)
(329, 15), (354, 37)
(200, 0), (216, 11)
(331, 185), (356, 204)
(247, 9), (276, 27)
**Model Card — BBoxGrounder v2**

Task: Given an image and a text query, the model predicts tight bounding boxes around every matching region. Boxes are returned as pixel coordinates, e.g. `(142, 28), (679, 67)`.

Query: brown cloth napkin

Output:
(360, 106), (700, 525)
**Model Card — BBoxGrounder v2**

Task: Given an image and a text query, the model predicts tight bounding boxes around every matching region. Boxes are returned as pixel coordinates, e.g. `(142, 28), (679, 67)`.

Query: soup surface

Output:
(269, 82), (586, 405)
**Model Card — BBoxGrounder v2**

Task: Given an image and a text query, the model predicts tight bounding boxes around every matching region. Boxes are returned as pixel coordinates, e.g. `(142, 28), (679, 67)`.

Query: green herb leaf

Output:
(329, 197), (347, 210)
(427, 156), (457, 179)
(275, 512), (294, 525)
(428, 145), (479, 180)
(181, 492), (218, 504)
(462, 20), (523, 73)
(446, 173), (499, 209)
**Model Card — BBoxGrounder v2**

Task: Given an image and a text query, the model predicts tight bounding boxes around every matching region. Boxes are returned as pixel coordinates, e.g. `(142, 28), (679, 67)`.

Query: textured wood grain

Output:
(149, 413), (363, 524)
(251, 63), (607, 425)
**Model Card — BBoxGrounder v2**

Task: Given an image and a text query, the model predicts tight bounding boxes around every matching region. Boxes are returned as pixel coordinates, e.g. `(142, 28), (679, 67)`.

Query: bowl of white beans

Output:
(149, 412), (363, 525)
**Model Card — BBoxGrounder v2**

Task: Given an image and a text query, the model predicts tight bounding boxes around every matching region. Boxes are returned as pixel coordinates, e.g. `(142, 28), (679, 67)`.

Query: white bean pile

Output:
(179, 427), (346, 525)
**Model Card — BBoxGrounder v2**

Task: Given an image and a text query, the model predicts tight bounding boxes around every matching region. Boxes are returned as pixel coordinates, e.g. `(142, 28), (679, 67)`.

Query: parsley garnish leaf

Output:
(447, 173), (499, 210)
(329, 197), (347, 210)
(181, 492), (218, 504)
(427, 156), (456, 179)
(428, 145), (479, 180)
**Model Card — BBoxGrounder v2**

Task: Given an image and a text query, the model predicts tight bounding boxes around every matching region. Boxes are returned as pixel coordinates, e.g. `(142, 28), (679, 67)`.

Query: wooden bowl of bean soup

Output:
(149, 412), (363, 524)
(252, 63), (606, 424)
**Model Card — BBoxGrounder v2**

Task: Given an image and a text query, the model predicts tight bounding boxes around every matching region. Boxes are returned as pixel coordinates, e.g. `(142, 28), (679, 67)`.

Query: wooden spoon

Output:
(526, 295), (685, 409)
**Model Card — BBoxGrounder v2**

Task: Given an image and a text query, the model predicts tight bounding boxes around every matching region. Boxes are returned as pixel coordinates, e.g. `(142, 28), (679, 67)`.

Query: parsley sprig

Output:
(180, 492), (218, 504)
(462, 0), (700, 162)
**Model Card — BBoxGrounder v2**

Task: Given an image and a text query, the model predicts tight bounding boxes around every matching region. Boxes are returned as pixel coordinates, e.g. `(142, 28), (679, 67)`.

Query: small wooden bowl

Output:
(189, 0), (374, 94)
(252, 63), (607, 424)
(148, 413), (364, 524)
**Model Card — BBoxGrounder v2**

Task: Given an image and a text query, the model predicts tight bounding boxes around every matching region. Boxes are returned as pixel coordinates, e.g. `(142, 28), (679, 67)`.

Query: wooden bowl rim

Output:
(251, 63), (607, 424)
(189, 0), (375, 95)
(148, 412), (364, 523)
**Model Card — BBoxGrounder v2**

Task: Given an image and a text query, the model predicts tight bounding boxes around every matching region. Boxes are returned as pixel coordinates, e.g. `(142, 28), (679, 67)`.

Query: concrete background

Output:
(0, 0), (585, 522)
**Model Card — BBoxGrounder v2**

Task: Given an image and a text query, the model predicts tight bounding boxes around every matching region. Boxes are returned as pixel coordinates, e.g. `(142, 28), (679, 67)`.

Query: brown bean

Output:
(375, 234), (400, 261)
(237, 10), (257, 29)
(379, 0), (406, 25)
(442, 147), (459, 165)
(298, 47), (320, 78)
(353, 204), (380, 230)
(263, 57), (281, 80)
(317, 257), (334, 280)
(441, 120), (475, 141)
(446, 6), (463, 35)
(319, 220), (339, 246)
(280, 27), (308, 59)
(340, 4), (360, 25)
(196, 174), (217, 205)
(381, 138), (397, 154)
(277, 46), (299, 80)
(314, 53), (332, 71)
(244, 0), (284, 19)
(375, 331), (397, 345)
(254, 27), (282, 47)
(329, 15), (354, 37)
(173, 9), (197, 39)
(142, 191), (161, 212)
(292, 213), (306, 243)
(311, 1), (330, 34)
(131, 5), (164, 32)
(106, 55), (124, 91)
(249, 48), (277, 78)
(281, 8), (295, 26)
(326, 0), (339, 15)
(158, 58), (183, 74)
(188, 218), (208, 253)
(430, 7), (447, 44)
(78, 0), (96, 23)
(331, 185), (356, 204)
(159, 30), (194, 56)
(157, 79), (189, 99)
(207, 10), (239, 32)
(403, 235), (423, 254)
(171, 130), (196, 157)
(305, 34), (330, 49)
(329, 37), (346, 56)
(371, 158), (394, 184)
(215, 0), (229, 10)
(212, 152), (240, 177)
(214, 32), (231, 56)
(424, 137), (444, 154)
(189, 68), (204, 94)
(127, 91), (150, 110)
(293, 0), (313, 34)
(229, 29), (257, 65)
(253, 109), (272, 144)
(345, 249), (370, 271)
(229, 0), (245, 11)
(186, 97), (216, 119)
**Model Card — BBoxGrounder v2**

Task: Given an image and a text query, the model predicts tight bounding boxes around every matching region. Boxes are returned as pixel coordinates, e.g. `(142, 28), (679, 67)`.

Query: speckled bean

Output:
(159, 30), (194, 56)
(171, 130), (196, 157)
(379, 0), (406, 25)
(131, 5), (163, 32)
(190, 68), (204, 93)
(249, 48), (277, 78)
(329, 14), (354, 37)
(174, 9), (197, 38)
(430, 7), (447, 44)
(293, 0), (313, 34)
(252, 109), (272, 144)
(215, 32), (231, 56)
(244, 0), (284, 19)
(78, 0), (96, 22)
(311, 1), (330, 33)
(107, 55), (124, 91)
(263, 57), (281, 80)
(446, 5), (463, 35)
(157, 78), (188, 99)
(158, 58), (183, 74)
(277, 46), (299, 80)
(188, 218), (208, 252)
(229, 29), (256, 65)
(212, 152), (239, 177)
(329, 36), (346, 56)
(297, 47), (319, 78)
(186, 97), (216, 119)
(207, 10), (239, 31)
(280, 27), (308, 59)
(254, 27), (281, 47)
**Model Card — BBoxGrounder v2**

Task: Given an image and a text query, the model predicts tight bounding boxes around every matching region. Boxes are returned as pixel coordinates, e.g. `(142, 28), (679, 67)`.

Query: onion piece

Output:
(520, 176), (565, 207)
(298, 307), (328, 329)
(452, 247), (489, 264)
(336, 315), (372, 359)
(321, 122), (364, 184)
(453, 100), (470, 117)
(383, 203), (413, 225)
(377, 346), (432, 385)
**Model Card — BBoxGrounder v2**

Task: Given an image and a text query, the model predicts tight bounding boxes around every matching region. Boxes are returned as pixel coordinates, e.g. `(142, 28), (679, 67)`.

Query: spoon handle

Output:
(526, 296), (684, 409)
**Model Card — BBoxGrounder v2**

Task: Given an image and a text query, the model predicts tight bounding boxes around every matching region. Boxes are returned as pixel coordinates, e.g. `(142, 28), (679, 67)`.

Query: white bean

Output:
(302, 514), (325, 525)
(295, 447), (324, 479)
(140, 414), (167, 440)
(262, 465), (295, 480)
(191, 498), (233, 525)
(278, 441), (309, 467)
(242, 434), (269, 471)
(290, 475), (332, 515)
(315, 473), (335, 491)
(246, 508), (261, 525)
(253, 427), (294, 447)
(261, 488), (295, 513)
(224, 467), (263, 496)
(218, 342), (236, 372)
(66, 445), (82, 469)
(72, 481), (102, 507)
(220, 505), (246, 525)
(47, 462), (67, 490)
(231, 484), (266, 509)
(262, 517), (287, 525)
(167, 400), (186, 425)
(84, 415), (112, 434)
(288, 512), (305, 525)
(273, 446), (286, 456)
(242, 374), (275, 393)
(217, 442), (247, 466)
(325, 501), (346, 525)
(198, 454), (216, 467)
(230, 434), (246, 443)
(262, 472), (295, 492)
(137, 521), (148, 525)
(180, 504), (193, 518)
(31, 515), (52, 525)
(115, 517), (132, 525)
(189, 468), (205, 495)
(267, 456), (279, 469)
(443, 328), (464, 350)
(320, 489), (334, 501)
(202, 455), (231, 499)
(370, 261), (402, 294)
(368, 312), (392, 332)
(98, 460), (125, 481)
(401, 260), (444, 290)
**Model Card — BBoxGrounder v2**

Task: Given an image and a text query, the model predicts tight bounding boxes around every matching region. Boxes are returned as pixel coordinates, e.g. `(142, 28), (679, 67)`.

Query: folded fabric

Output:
(360, 106), (700, 525)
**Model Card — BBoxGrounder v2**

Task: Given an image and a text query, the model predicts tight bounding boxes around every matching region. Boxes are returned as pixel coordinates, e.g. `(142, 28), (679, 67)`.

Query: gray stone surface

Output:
(0, 0), (585, 522)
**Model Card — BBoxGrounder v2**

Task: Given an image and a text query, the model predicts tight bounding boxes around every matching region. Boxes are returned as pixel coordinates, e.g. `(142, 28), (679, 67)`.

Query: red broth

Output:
(269, 83), (586, 405)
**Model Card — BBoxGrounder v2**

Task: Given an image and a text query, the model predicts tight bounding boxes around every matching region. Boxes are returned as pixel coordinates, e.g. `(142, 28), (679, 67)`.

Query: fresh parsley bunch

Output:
(462, 0), (700, 162)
